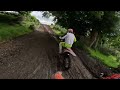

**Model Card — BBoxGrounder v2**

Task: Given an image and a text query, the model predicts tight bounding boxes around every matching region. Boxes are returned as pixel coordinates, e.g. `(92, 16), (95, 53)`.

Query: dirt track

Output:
(0, 25), (94, 79)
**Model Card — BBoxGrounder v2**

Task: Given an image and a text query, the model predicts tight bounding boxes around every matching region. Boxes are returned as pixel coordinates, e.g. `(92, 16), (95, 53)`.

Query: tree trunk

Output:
(94, 36), (100, 49)
(99, 36), (105, 47)
(89, 31), (98, 48)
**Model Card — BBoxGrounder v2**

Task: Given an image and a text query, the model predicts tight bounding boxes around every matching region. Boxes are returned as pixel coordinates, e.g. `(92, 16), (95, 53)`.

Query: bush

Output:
(0, 13), (18, 23)
(51, 24), (67, 36)
(29, 24), (35, 30)
(21, 15), (40, 30)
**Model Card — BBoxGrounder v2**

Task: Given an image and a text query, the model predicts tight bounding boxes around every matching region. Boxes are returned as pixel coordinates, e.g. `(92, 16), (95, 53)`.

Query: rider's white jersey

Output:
(61, 33), (75, 46)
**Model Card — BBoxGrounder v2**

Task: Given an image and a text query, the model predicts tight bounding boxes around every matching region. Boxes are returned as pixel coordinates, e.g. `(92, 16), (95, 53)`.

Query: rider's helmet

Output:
(68, 29), (73, 33)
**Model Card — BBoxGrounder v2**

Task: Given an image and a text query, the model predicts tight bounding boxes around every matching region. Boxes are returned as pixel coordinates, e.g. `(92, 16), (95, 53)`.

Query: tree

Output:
(43, 11), (120, 48)
(17, 11), (31, 15)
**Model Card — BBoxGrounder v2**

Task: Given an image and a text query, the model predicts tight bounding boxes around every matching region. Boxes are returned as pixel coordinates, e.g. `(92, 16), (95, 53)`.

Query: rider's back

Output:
(65, 33), (75, 46)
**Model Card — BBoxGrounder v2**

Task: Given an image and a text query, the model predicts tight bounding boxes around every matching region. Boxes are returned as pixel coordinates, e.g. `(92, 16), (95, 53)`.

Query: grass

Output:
(0, 13), (17, 22)
(0, 23), (32, 41)
(87, 47), (120, 68)
(0, 13), (40, 42)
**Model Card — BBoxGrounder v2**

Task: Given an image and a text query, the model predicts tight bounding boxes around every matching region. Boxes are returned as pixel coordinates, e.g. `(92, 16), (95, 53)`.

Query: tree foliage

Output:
(17, 11), (32, 16)
(43, 11), (120, 48)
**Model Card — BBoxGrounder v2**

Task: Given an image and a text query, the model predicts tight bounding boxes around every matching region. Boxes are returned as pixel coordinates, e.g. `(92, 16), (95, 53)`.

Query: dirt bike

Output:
(58, 37), (77, 70)
(99, 73), (120, 79)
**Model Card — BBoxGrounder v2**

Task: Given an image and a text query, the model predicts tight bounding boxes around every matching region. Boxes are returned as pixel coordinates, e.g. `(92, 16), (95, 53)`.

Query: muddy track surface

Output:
(0, 25), (94, 79)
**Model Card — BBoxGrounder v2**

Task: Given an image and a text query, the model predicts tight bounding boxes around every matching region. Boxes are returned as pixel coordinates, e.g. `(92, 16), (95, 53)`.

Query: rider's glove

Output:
(59, 37), (62, 39)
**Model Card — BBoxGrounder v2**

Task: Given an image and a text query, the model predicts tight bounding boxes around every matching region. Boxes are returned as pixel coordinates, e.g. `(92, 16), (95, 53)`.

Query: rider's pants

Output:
(59, 42), (71, 53)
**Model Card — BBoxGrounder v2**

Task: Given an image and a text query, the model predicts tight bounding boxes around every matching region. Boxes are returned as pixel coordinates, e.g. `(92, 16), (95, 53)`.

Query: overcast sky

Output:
(4, 11), (54, 25)
(31, 11), (55, 25)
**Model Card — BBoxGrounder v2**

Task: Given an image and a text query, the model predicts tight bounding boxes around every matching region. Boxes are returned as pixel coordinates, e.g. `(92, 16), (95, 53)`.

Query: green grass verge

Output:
(0, 13), (40, 42)
(87, 47), (120, 68)
(0, 23), (32, 41)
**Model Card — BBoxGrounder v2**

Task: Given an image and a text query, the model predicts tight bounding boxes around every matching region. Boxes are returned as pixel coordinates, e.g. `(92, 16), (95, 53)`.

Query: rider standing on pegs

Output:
(59, 29), (77, 54)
